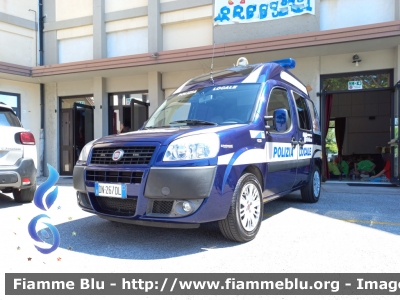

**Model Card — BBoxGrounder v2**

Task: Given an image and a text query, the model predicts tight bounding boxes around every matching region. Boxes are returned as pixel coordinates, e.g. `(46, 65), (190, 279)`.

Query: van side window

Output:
(266, 88), (291, 133)
(293, 92), (312, 131)
(305, 99), (321, 134)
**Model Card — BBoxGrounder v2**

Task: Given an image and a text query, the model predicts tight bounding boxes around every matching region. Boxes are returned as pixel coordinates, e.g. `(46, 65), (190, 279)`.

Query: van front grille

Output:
(152, 200), (174, 214)
(94, 196), (137, 216)
(86, 170), (143, 184)
(90, 146), (156, 165)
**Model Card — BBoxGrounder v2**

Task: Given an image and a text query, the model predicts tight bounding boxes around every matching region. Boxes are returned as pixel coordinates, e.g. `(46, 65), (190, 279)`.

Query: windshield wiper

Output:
(169, 119), (217, 126)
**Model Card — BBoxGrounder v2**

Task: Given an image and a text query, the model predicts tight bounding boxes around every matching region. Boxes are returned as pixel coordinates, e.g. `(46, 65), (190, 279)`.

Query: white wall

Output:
(160, 5), (214, 50)
(164, 88), (175, 98)
(0, 22), (36, 67)
(0, 0), (38, 20)
(0, 1), (37, 67)
(106, 17), (148, 58)
(57, 80), (93, 97)
(290, 56), (321, 112)
(0, 78), (41, 166)
(105, 0), (148, 13)
(331, 91), (391, 155)
(163, 68), (207, 89)
(321, 49), (395, 74)
(163, 18), (213, 51)
(106, 75), (148, 93)
(57, 25), (94, 63)
(107, 28), (148, 57)
(320, 0), (395, 31)
(58, 36), (94, 63)
(56, 0), (93, 21)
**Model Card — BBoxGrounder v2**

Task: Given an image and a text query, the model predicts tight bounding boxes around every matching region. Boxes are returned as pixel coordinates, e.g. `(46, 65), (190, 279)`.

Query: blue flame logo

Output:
(34, 164), (59, 211)
(28, 164), (60, 254)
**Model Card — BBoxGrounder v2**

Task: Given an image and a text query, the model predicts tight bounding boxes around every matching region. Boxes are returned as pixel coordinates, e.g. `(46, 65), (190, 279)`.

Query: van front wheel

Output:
(218, 173), (263, 243)
(301, 165), (321, 203)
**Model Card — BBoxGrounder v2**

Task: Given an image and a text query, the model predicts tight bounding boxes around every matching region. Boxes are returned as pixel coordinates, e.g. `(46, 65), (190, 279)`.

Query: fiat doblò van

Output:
(73, 58), (322, 242)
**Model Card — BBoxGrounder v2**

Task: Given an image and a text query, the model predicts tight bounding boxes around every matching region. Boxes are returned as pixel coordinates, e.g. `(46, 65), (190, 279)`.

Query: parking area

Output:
(1, 179), (399, 298)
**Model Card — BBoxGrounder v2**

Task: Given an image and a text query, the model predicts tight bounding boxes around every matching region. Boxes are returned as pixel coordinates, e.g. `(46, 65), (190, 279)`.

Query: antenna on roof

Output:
(210, 42), (215, 85)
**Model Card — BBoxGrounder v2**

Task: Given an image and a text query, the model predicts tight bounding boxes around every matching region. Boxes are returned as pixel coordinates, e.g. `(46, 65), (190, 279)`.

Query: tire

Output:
(300, 165), (321, 203)
(218, 173), (263, 242)
(13, 185), (36, 203)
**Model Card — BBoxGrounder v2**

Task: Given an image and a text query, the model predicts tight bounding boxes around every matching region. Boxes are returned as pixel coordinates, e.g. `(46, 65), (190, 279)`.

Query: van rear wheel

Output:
(218, 173), (263, 243)
(301, 165), (321, 203)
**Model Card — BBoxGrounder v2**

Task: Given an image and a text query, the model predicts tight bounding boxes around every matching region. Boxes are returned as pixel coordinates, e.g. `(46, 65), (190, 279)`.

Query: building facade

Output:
(0, 0), (399, 183)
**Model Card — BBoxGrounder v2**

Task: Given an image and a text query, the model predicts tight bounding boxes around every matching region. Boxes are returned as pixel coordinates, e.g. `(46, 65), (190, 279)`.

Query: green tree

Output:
(323, 74), (389, 91)
(325, 127), (338, 154)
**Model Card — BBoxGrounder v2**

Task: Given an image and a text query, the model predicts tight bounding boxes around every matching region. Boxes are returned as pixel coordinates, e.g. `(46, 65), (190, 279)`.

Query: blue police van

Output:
(73, 58), (322, 242)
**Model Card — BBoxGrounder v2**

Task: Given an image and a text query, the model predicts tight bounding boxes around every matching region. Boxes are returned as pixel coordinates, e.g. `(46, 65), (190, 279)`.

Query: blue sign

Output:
(214, 0), (315, 25)
(28, 164), (60, 254)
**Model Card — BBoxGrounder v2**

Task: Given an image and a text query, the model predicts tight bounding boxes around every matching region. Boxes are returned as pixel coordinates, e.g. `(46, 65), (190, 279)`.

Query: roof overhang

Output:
(2, 20), (400, 84)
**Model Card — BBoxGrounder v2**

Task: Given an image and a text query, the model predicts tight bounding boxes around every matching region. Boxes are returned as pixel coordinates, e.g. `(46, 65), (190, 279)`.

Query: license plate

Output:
(95, 182), (127, 198)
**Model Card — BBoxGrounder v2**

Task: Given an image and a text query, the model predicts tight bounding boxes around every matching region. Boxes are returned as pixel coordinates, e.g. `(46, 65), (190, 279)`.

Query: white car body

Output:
(0, 102), (37, 202)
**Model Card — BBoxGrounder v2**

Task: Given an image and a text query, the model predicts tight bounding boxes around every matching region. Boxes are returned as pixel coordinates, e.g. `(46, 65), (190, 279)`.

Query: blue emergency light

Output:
(270, 58), (296, 69)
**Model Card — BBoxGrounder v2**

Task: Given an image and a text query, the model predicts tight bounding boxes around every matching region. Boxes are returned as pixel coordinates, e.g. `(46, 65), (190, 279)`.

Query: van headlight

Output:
(76, 140), (96, 166)
(163, 133), (220, 161)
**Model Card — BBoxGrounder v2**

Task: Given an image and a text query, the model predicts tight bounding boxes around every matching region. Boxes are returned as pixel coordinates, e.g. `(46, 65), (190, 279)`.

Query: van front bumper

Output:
(73, 165), (233, 226)
(144, 166), (216, 199)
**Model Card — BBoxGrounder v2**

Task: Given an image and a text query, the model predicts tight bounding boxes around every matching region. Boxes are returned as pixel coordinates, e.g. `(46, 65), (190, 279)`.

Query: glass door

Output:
(391, 83), (400, 184)
(59, 96), (94, 176)
(109, 92), (149, 134)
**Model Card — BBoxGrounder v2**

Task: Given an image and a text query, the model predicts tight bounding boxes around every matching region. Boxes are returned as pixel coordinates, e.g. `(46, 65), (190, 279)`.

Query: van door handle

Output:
(291, 137), (298, 147)
(298, 138), (305, 147)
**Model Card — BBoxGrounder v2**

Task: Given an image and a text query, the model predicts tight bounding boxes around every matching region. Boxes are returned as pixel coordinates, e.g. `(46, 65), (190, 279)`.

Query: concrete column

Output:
(44, 83), (58, 175)
(394, 46), (400, 84)
(148, 71), (164, 116)
(43, 0), (58, 65)
(148, 0), (163, 53)
(93, 77), (108, 138)
(93, 0), (106, 59)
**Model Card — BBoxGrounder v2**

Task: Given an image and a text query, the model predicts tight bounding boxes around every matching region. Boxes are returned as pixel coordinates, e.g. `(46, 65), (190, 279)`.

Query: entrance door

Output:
(391, 84), (400, 184)
(73, 103), (94, 164)
(60, 98), (94, 176)
(131, 102), (148, 130)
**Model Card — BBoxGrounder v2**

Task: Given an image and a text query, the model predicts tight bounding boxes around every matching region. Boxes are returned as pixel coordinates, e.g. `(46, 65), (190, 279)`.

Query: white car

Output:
(0, 102), (37, 202)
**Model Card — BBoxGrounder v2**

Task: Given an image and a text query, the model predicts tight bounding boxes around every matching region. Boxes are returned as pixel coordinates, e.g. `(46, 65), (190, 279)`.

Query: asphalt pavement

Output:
(1, 179), (399, 300)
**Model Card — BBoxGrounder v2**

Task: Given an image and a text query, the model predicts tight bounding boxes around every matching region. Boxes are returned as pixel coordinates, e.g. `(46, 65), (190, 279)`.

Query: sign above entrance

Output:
(214, 0), (315, 25)
(348, 81), (363, 90)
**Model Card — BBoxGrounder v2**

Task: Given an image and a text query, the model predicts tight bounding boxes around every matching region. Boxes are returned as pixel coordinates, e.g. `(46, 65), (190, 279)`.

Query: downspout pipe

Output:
(38, 0), (45, 176)
(38, 0), (44, 67)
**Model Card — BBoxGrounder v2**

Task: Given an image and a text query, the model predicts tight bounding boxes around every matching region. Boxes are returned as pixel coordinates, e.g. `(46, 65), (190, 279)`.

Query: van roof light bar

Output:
(270, 58), (296, 69)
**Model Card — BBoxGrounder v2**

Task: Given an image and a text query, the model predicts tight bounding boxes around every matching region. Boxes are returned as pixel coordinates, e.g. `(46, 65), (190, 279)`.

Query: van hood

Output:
(93, 125), (244, 146)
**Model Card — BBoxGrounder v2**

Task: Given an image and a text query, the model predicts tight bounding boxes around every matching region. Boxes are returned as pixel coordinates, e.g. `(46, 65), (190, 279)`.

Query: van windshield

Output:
(145, 83), (261, 128)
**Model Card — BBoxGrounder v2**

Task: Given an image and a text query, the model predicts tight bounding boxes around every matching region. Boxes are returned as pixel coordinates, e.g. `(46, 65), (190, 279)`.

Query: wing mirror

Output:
(264, 108), (289, 133)
(274, 108), (289, 132)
